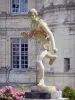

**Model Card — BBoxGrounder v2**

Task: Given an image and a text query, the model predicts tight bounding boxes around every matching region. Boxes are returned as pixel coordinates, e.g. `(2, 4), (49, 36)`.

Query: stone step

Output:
(24, 98), (68, 100)
(25, 92), (68, 100)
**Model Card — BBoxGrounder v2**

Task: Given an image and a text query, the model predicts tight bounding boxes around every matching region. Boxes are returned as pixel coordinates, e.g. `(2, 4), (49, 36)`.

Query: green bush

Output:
(62, 86), (75, 100)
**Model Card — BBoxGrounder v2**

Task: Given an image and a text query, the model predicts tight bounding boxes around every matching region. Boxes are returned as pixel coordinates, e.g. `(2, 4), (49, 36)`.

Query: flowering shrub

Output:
(62, 86), (75, 100)
(0, 86), (25, 100)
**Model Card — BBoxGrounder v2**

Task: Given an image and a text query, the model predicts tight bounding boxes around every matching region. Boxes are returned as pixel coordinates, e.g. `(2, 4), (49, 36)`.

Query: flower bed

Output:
(0, 86), (26, 100)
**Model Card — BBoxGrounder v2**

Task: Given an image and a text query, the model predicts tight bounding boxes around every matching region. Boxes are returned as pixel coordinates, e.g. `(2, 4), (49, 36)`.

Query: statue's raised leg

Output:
(37, 50), (57, 87)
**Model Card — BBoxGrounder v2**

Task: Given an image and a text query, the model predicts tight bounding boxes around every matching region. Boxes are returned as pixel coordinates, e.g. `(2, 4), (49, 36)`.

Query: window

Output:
(11, 38), (28, 71)
(11, 0), (28, 14)
(64, 58), (70, 72)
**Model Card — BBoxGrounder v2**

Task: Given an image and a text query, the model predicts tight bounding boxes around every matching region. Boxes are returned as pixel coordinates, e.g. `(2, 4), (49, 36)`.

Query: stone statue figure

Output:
(21, 9), (58, 88)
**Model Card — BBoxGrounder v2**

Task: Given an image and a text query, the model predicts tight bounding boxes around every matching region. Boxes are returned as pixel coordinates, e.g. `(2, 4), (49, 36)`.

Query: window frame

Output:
(64, 58), (70, 72)
(11, 0), (28, 15)
(11, 38), (28, 71)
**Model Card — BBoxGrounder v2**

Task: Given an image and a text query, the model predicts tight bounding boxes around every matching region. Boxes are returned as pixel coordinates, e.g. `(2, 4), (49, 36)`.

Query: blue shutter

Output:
(20, 0), (28, 14)
(24, 0), (28, 3)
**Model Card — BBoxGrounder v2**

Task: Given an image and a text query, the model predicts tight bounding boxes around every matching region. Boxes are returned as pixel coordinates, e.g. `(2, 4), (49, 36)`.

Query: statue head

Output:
(28, 9), (38, 21)
(28, 8), (38, 16)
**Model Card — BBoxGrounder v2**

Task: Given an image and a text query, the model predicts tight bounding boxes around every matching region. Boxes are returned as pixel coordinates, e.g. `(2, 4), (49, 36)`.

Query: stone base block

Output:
(25, 92), (51, 99)
(51, 91), (62, 99)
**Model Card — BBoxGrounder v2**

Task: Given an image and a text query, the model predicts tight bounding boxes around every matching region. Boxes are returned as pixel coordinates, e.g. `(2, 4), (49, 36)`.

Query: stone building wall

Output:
(38, 0), (75, 72)
(0, 0), (75, 89)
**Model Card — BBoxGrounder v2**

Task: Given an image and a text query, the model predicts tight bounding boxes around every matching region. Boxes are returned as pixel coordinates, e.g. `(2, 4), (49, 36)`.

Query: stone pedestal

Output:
(25, 85), (67, 100)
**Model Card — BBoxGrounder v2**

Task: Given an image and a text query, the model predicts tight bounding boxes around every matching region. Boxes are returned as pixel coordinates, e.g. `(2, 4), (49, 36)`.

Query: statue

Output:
(21, 9), (58, 88)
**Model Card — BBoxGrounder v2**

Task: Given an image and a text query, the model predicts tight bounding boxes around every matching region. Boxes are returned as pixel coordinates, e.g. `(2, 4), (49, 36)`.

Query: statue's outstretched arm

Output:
(21, 31), (33, 39)
(40, 21), (58, 53)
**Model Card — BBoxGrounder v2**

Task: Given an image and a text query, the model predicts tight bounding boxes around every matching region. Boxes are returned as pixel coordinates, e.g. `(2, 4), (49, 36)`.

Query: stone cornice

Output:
(39, 3), (75, 16)
(0, 28), (30, 31)
(44, 4), (75, 10)
(45, 72), (75, 76)
(63, 21), (75, 25)
(0, 12), (29, 19)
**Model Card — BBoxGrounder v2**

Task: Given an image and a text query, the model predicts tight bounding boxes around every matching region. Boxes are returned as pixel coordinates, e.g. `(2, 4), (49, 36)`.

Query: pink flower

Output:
(19, 91), (24, 96)
(19, 96), (24, 100)
(0, 89), (3, 98)
(0, 85), (25, 100)
(15, 91), (20, 96)
(15, 96), (19, 100)
(5, 86), (13, 94)
(0, 89), (3, 93)
(6, 86), (12, 91)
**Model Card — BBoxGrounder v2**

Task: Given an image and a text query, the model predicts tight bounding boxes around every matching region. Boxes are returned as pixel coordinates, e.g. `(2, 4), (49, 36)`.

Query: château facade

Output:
(0, 0), (75, 89)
